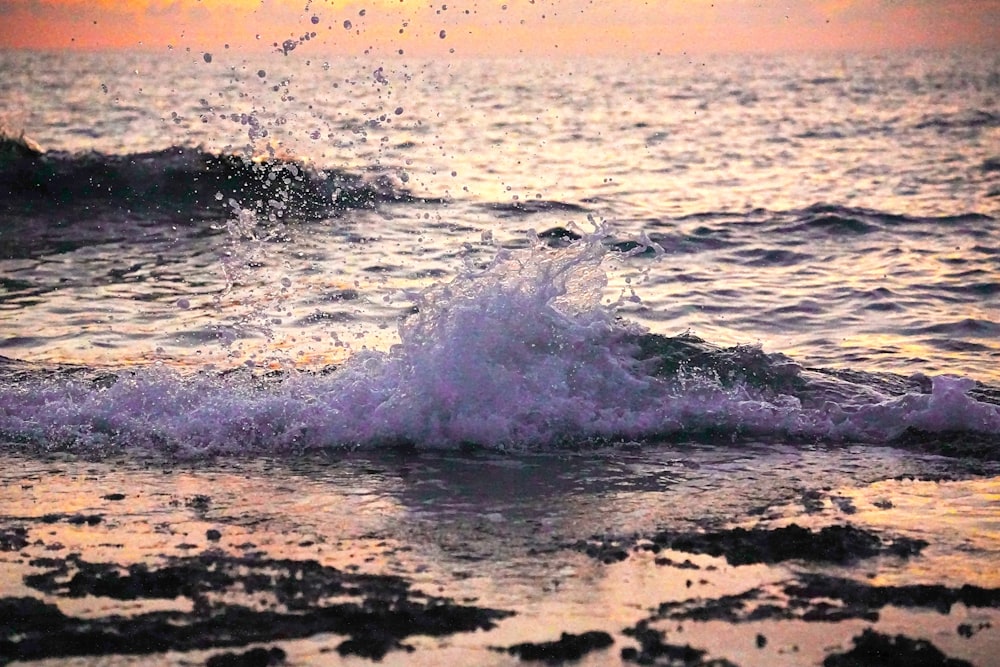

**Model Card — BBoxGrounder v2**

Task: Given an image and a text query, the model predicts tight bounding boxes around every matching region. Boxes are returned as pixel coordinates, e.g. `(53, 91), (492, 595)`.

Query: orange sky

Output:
(0, 0), (997, 56)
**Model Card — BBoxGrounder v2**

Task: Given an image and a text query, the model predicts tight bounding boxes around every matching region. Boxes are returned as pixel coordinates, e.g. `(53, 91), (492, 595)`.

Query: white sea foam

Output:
(1, 237), (998, 458)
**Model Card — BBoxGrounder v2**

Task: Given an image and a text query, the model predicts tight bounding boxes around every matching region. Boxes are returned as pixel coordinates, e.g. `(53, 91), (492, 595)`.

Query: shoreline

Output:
(2, 445), (998, 665)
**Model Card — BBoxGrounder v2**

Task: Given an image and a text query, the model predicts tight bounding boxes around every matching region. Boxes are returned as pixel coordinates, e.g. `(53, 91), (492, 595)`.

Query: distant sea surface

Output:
(1, 48), (998, 456)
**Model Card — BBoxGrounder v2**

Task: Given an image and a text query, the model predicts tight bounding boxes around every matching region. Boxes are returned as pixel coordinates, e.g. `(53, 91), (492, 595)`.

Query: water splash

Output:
(1, 235), (998, 458)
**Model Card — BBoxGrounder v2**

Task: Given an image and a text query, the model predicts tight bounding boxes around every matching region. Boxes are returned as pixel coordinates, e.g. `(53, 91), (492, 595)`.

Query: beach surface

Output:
(3, 445), (998, 666)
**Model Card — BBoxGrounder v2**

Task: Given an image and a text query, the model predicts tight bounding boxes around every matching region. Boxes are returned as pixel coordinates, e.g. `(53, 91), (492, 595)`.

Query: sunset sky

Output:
(1, 0), (997, 56)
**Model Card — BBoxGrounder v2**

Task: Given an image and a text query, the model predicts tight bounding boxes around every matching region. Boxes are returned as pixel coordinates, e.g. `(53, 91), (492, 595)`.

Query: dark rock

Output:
(336, 633), (414, 661)
(654, 556), (701, 569)
(500, 631), (614, 663)
(650, 524), (925, 566)
(621, 621), (738, 666)
(786, 574), (1000, 615)
(956, 621), (989, 638)
(643, 574), (1000, 628)
(574, 524), (924, 567)
(186, 495), (212, 510)
(206, 646), (286, 667)
(575, 538), (631, 564)
(25, 553), (232, 600)
(4, 553), (512, 663)
(0, 525), (28, 551)
(66, 514), (103, 526)
(657, 589), (769, 624)
(0, 597), (68, 634)
(102, 493), (126, 501)
(822, 629), (972, 667)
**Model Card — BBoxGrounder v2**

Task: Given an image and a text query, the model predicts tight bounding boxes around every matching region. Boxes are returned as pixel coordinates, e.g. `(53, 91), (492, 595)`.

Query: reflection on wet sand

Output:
(2, 445), (998, 665)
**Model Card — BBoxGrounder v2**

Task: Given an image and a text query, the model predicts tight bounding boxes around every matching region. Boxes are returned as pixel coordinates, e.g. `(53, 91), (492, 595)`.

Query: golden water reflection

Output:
(2, 445), (999, 665)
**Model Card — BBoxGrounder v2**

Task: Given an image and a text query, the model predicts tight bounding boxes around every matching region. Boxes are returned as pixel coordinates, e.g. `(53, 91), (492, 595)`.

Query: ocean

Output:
(1, 47), (1000, 666)
(1, 48), (998, 455)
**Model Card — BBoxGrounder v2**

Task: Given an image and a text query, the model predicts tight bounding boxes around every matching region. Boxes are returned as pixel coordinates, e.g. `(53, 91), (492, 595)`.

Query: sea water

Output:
(1, 48), (998, 457)
(2, 45), (1000, 667)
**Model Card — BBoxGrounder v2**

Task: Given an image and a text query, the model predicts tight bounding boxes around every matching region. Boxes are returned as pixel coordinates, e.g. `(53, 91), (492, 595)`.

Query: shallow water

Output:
(2, 447), (998, 665)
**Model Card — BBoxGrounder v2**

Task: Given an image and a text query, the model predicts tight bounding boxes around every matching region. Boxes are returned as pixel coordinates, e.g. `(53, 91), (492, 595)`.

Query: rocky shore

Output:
(2, 444), (998, 666)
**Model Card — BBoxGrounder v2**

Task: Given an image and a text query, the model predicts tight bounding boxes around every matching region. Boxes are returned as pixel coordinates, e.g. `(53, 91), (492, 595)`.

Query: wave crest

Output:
(1, 237), (998, 459)
(0, 141), (418, 223)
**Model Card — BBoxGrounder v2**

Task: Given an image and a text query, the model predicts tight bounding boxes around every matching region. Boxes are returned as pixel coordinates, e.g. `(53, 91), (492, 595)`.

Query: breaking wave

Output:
(1, 234), (998, 460)
(0, 132), (419, 224)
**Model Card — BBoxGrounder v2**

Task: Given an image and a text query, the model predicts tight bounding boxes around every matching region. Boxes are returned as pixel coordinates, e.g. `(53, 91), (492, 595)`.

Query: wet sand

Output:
(2, 444), (998, 666)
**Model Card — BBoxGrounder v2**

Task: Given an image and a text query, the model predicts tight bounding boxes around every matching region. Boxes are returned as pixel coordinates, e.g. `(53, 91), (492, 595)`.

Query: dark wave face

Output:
(0, 136), (419, 256)
(0, 131), (431, 263)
